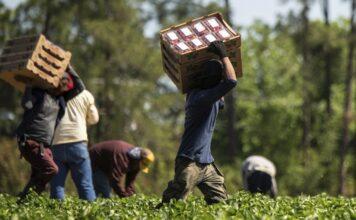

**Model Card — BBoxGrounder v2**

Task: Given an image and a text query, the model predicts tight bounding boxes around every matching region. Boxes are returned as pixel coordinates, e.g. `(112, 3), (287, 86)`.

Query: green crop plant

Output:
(0, 191), (354, 219)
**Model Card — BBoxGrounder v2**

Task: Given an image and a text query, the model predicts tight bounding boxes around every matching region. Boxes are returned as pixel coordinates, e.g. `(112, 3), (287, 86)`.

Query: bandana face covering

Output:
(66, 73), (74, 91)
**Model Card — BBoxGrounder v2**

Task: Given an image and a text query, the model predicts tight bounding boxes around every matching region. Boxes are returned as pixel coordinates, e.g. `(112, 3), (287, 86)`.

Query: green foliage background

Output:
(0, 0), (354, 198)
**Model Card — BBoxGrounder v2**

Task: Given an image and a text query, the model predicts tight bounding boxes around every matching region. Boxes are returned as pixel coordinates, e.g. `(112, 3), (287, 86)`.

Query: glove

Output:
(208, 41), (227, 58)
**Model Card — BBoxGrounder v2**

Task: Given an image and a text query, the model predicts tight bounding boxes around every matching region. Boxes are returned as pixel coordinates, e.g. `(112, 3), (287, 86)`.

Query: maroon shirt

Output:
(89, 140), (140, 197)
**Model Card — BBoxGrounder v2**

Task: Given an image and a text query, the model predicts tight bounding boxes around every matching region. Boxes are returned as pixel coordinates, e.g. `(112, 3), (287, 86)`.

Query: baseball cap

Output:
(140, 148), (155, 173)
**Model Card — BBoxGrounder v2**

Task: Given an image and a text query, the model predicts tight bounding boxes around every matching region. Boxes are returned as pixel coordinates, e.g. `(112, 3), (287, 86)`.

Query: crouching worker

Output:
(158, 41), (237, 207)
(242, 155), (278, 198)
(89, 140), (155, 198)
(16, 72), (73, 199)
(50, 65), (99, 201)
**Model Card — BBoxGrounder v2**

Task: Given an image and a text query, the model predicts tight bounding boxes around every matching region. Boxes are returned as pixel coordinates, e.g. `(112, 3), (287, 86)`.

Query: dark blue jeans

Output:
(50, 141), (96, 201)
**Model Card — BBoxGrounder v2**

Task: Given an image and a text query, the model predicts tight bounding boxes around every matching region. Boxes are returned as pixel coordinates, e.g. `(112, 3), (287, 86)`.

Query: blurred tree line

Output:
(0, 0), (354, 196)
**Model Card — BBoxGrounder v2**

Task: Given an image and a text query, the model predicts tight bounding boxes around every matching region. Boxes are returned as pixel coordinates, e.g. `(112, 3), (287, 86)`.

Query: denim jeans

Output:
(92, 168), (111, 198)
(50, 141), (96, 201)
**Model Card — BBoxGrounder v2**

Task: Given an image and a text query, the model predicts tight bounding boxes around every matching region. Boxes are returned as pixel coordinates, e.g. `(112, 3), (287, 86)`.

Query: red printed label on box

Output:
(167, 31), (179, 41)
(180, 27), (193, 36)
(206, 18), (221, 29)
(189, 38), (206, 49)
(193, 22), (207, 35)
(192, 38), (203, 47)
(175, 42), (191, 53)
(204, 34), (217, 43)
(217, 29), (231, 39)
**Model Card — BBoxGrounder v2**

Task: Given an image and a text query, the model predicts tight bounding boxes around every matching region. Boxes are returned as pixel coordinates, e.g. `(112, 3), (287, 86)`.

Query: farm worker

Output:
(16, 69), (75, 199)
(158, 41), (237, 206)
(89, 140), (155, 198)
(242, 155), (278, 198)
(50, 65), (99, 201)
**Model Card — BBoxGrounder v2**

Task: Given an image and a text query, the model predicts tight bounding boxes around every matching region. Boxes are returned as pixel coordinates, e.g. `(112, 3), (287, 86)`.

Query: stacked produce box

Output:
(0, 34), (71, 92)
(160, 12), (242, 93)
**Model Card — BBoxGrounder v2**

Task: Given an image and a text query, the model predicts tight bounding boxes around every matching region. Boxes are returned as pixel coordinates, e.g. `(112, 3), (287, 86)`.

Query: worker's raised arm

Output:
(208, 41), (236, 81)
(21, 87), (45, 110)
(192, 41), (237, 105)
(222, 57), (236, 81)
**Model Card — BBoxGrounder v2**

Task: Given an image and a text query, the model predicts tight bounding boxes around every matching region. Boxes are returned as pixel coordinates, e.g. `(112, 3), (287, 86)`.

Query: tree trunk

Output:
(42, 2), (52, 38)
(301, 0), (311, 152)
(338, 0), (355, 195)
(224, 0), (238, 159)
(323, 0), (332, 114)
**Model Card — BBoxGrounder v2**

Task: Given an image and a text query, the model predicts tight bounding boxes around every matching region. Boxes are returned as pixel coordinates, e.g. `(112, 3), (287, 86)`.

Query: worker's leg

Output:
(68, 142), (96, 201)
(92, 169), (111, 198)
(50, 144), (69, 199)
(161, 157), (200, 203)
(18, 167), (37, 199)
(19, 140), (58, 197)
(197, 163), (227, 205)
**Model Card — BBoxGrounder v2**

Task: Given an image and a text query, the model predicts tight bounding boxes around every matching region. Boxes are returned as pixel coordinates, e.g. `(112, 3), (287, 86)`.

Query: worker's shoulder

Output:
(91, 140), (133, 149)
(72, 90), (95, 103)
(80, 89), (95, 99)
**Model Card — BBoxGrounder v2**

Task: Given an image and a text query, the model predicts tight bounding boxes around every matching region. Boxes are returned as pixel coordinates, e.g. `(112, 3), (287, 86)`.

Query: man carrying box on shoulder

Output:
(16, 70), (74, 200)
(158, 41), (237, 206)
(89, 140), (155, 198)
(50, 65), (99, 201)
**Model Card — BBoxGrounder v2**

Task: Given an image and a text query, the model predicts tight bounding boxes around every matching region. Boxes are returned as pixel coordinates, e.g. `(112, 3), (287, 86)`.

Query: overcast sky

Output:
(2, 0), (350, 37)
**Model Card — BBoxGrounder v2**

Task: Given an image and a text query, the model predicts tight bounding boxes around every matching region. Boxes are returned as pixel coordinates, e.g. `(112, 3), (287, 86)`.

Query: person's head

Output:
(59, 71), (74, 92)
(198, 59), (223, 89)
(49, 71), (74, 96)
(247, 171), (272, 194)
(139, 148), (155, 173)
(128, 147), (155, 173)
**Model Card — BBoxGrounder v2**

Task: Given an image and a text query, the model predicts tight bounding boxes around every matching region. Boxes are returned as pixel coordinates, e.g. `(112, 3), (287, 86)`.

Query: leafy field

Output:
(0, 192), (354, 219)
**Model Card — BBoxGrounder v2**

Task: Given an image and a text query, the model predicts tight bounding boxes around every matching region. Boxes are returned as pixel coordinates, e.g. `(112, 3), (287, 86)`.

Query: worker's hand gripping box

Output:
(160, 12), (242, 93)
(0, 34), (71, 92)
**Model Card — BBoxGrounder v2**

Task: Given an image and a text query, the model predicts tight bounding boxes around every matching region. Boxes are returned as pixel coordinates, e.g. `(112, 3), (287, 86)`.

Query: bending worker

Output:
(242, 155), (278, 198)
(89, 140), (155, 198)
(159, 41), (237, 206)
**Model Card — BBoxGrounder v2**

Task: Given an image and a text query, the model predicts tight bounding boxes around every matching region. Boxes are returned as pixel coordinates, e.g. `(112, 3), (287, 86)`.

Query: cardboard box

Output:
(160, 12), (243, 93)
(0, 35), (71, 92)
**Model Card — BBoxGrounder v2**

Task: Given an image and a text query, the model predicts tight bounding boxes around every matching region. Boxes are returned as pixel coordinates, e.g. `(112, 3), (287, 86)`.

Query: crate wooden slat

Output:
(0, 59), (61, 92)
(4, 35), (39, 47)
(0, 34), (71, 92)
(0, 51), (33, 63)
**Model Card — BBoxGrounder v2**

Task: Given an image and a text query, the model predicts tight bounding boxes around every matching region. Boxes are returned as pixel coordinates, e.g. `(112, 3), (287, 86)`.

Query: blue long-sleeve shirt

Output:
(177, 79), (237, 164)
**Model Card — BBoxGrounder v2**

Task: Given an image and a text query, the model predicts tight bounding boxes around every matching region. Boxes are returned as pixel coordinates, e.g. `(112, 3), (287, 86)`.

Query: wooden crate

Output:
(0, 35), (71, 92)
(162, 47), (242, 93)
(160, 12), (243, 93)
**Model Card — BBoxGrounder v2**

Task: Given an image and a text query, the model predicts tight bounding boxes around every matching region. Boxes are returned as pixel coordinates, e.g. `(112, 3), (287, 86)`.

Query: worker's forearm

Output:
(222, 57), (236, 81)
(87, 104), (99, 125)
(112, 182), (128, 198)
